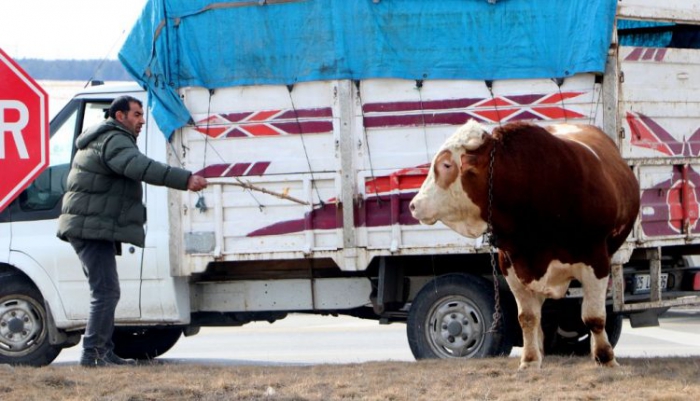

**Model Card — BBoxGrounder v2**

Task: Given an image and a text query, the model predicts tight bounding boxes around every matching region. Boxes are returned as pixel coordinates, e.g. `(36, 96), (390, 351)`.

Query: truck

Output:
(2, 0), (700, 366)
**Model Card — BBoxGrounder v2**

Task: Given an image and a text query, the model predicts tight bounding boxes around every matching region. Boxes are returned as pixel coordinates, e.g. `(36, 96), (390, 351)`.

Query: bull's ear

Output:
(460, 153), (472, 173)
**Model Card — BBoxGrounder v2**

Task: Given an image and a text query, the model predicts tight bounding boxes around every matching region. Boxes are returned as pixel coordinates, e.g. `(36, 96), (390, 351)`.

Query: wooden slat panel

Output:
(618, 0), (700, 24)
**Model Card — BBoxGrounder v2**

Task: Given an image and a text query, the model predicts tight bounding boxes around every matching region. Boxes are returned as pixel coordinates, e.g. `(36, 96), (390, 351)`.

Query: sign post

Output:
(0, 48), (49, 212)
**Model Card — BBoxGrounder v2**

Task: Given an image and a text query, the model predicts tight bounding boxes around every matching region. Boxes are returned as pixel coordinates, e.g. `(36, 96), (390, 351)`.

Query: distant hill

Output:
(16, 59), (132, 82)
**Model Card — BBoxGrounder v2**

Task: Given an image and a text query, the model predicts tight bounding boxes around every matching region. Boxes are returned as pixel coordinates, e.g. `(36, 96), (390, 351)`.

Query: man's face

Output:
(116, 101), (145, 137)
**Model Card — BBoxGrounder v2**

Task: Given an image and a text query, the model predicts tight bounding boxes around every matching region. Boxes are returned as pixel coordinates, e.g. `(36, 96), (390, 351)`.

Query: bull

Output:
(409, 120), (640, 369)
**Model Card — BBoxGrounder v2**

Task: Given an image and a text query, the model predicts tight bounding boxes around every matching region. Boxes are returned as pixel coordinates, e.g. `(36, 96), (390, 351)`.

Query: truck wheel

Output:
(407, 273), (513, 359)
(544, 304), (623, 356)
(0, 276), (62, 366)
(112, 327), (182, 360)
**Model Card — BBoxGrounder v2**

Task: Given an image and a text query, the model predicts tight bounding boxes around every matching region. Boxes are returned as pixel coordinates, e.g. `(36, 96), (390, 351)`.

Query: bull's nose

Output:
(409, 201), (416, 212)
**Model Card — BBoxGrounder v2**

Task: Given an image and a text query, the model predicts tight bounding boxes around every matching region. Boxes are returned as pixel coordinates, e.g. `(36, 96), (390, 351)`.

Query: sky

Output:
(0, 0), (147, 60)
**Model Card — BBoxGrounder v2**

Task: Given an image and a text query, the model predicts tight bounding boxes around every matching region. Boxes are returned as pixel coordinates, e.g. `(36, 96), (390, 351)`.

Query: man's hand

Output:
(187, 175), (208, 191)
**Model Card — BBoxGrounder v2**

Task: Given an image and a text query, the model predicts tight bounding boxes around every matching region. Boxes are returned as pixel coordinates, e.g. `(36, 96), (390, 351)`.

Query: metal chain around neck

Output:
(485, 141), (502, 333)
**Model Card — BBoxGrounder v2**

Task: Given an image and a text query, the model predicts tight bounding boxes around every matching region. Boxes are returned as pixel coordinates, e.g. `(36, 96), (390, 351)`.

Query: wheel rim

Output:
(0, 295), (47, 357)
(424, 296), (486, 358)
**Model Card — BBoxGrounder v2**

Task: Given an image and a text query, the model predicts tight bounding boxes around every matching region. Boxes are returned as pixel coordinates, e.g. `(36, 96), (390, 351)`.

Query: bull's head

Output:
(409, 120), (491, 238)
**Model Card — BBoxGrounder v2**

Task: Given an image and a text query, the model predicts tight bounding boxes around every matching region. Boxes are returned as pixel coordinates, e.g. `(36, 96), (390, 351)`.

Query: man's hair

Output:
(108, 95), (143, 119)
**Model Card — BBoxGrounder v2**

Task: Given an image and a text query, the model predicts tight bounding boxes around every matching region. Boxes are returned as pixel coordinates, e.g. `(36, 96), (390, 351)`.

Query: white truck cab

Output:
(0, 85), (187, 365)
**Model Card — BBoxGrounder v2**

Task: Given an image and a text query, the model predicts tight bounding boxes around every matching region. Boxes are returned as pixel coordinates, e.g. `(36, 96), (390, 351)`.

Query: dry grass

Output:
(3, 356), (699, 401)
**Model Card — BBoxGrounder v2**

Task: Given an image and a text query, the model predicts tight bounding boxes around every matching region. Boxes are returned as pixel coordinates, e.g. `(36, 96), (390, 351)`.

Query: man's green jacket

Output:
(57, 118), (191, 247)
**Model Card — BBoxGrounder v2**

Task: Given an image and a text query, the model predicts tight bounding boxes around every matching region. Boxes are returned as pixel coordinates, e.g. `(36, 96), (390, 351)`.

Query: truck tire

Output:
(543, 303), (623, 356)
(0, 275), (62, 366)
(407, 273), (513, 359)
(112, 327), (182, 360)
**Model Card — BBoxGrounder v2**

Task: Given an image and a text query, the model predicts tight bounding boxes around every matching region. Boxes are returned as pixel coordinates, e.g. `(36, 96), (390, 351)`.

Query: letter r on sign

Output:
(0, 99), (30, 159)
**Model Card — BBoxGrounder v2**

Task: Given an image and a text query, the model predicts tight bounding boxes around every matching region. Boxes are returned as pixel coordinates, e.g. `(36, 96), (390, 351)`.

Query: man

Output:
(57, 95), (208, 367)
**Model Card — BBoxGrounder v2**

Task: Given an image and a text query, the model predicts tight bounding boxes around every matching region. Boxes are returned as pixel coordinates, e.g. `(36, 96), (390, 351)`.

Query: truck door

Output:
(5, 97), (145, 321)
(616, 14), (700, 242)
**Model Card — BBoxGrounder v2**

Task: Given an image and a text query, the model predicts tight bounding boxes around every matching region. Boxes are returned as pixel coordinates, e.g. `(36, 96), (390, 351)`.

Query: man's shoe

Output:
(80, 353), (115, 368)
(80, 351), (135, 367)
(104, 351), (136, 366)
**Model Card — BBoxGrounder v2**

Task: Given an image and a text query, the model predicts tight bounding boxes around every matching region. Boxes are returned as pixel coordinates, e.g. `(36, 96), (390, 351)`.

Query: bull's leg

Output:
(580, 268), (618, 367)
(504, 268), (545, 370)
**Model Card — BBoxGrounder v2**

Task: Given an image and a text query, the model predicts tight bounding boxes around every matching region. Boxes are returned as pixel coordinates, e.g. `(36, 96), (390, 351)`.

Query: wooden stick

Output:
(210, 179), (310, 205)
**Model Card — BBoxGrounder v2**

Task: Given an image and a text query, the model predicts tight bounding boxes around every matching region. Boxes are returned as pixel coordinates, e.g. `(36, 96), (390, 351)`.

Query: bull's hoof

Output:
(518, 360), (542, 370)
(596, 358), (619, 368)
(593, 345), (617, 367)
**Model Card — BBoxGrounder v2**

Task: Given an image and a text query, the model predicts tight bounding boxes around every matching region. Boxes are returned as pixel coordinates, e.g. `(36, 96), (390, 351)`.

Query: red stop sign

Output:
(0, 48), (49, 212)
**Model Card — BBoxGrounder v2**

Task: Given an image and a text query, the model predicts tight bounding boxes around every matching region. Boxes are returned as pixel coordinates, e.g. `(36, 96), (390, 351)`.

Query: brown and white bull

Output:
(409, 120), (640, 369)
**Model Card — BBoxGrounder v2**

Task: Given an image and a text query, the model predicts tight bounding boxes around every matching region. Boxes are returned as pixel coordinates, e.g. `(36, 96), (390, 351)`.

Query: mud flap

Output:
(628, 309), (661, 328)
(45, 301), (80, 346)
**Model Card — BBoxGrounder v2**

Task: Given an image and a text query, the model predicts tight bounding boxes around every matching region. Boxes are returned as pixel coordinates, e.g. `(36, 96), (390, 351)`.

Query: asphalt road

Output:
(52, 308), (700, 366)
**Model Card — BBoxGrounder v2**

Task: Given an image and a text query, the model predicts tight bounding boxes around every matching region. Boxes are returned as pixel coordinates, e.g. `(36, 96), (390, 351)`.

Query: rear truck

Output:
(1, 0), (700, 366)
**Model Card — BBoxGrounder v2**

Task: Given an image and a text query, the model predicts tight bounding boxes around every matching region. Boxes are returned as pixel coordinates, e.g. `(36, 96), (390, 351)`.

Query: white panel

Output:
(619, 47), (700, 159)
(195, 278), (371, 311)
(183, 131), (337, 175)
(638, 165), (674, 189)
(180, 81), (338, 176)
(182, 82), (335, 114)
(618, 0), (700, 24)
(357, 76), (600, 171)
(181, 172), (341, 259)
(312, 277), (372, 309)
(399, 225), (480, 249)
(178, 81), (344, 266)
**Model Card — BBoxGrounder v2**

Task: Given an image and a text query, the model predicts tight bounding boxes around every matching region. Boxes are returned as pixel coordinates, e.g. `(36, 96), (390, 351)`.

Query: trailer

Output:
(1, 0), (700, 366)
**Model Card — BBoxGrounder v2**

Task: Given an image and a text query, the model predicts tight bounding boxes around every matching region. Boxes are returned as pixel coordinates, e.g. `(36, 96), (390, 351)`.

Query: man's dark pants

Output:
(68, 237), (120, 356)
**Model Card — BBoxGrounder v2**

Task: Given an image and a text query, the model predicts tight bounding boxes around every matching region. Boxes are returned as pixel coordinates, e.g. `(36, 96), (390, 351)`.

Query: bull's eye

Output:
(442, 162), (452, 169)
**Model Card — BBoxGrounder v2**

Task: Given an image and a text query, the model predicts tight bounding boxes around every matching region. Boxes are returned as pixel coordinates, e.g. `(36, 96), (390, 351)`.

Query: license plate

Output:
(633, 273), (669, 294)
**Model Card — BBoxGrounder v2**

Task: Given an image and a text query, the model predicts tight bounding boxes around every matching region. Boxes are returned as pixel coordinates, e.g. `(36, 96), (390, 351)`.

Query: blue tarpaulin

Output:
(119, 0), (617, 138)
